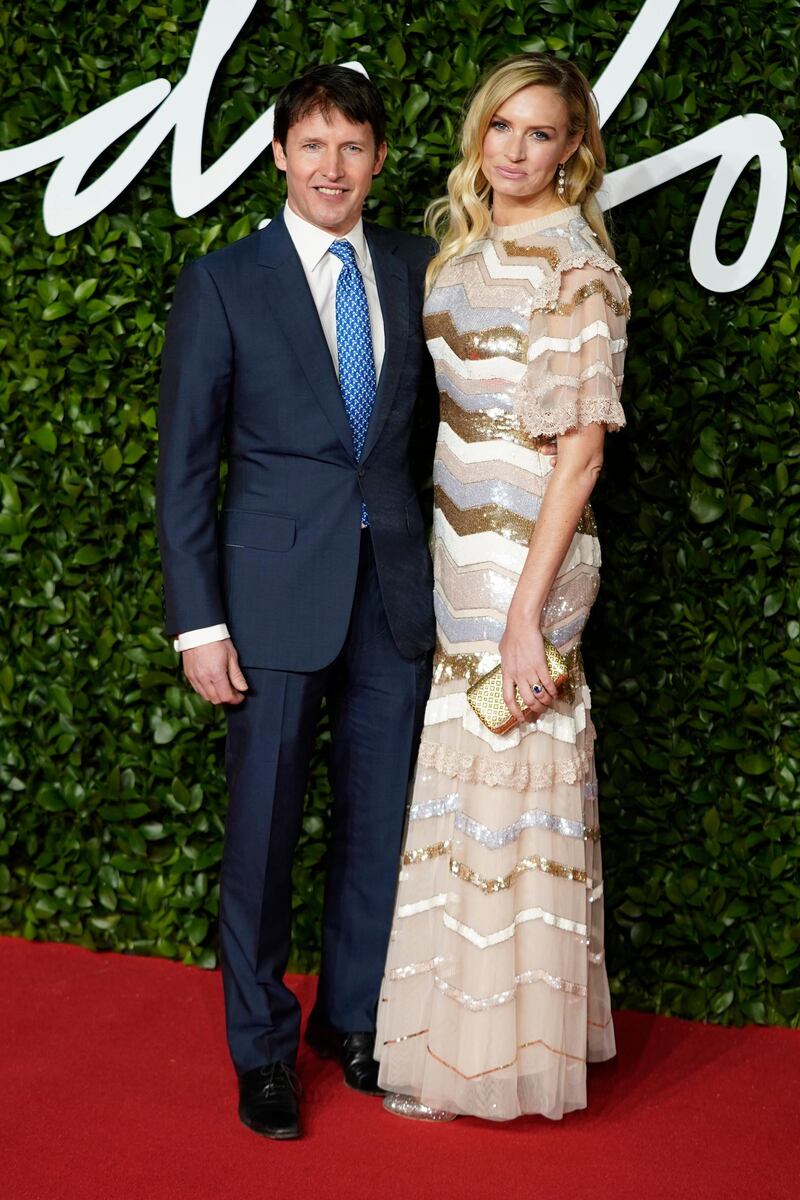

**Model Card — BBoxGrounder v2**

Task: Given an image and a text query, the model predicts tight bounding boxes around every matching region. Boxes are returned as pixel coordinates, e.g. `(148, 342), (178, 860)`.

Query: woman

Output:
(375, 52), (630, 1121)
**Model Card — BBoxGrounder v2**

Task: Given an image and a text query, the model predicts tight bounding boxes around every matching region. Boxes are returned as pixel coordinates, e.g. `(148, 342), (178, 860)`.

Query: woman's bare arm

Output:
(499, 422), (606, 723)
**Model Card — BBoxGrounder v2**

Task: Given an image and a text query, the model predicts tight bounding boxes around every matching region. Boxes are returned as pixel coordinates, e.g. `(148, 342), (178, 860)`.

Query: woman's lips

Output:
(494, 165), (527, 179)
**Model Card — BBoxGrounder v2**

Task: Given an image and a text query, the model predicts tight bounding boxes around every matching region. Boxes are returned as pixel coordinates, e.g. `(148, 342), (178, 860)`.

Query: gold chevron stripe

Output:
(450, 853), (588, 894)
(557, 278), (630, 318)
(426, 1038), (586, 1077)
(438, 392), (521, 445)
(435, 485), (597, 544)
(498, 239), (561, 268)
(402, 840), (451, 866)
(435, 486), (534, 543)
(432, 643), (583, 700)
(423, 310), (527, 364)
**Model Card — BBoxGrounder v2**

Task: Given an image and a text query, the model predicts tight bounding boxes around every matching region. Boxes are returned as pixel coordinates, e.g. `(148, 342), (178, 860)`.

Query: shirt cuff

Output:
(173, 624), (230, 653)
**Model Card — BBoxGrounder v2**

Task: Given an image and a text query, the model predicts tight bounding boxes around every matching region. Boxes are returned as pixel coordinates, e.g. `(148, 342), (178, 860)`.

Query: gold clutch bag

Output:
(466, 640), (570, 736)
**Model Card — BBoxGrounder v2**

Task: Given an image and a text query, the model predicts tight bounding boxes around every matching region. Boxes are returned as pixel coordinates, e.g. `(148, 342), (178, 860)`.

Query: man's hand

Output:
(181, 638), (248, 705)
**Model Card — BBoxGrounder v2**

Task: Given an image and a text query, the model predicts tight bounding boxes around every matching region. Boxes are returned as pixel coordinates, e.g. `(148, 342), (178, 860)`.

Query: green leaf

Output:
(41, 301), (71, 321)
(702, 808), (720, 837)
(152, 718), (177, 745)
(763, 590), (783, 617)
(73, 545), (106, 565)
(101, 445), (123, 473)
(74, 278), (99, 302)
(228, 215), (252, 242)
(386, 36), (406, 70)
(689, 492), (725, 524)
(630, 922), (651, 949)
(31, 425), (57, 453)
(699, 427), (723, 460)
(403, 90), (430, 125)
(186, 916), (209, 945)
(735, 753), (772, 776)
(664, 74), (683, 101)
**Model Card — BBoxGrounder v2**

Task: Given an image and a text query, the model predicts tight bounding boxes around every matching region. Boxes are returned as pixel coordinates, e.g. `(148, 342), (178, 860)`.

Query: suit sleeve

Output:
(156, 260), (233, 636)
(409, 239), (440, 517)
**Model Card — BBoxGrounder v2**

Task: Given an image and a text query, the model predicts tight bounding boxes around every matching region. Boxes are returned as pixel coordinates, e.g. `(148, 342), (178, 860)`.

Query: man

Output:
(156, 66), (438, 1140)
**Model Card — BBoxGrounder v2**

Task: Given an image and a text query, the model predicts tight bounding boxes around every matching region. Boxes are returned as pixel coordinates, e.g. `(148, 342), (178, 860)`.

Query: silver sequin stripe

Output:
(433, 596), (589, 653)
(408, 793), (460, 821)
(434, 461), (542, 520)
(408, 795), (598, 847)
(435, 967), (587, 1009)
(547, 612), (588, 648)
(434, 592), (504, 646)
(424, 283), (527, 339)
(387, 955), (444, 981)
(536, 215), (596, 253)
(437, 368), (518, 413)
(456, 807), (586, 847)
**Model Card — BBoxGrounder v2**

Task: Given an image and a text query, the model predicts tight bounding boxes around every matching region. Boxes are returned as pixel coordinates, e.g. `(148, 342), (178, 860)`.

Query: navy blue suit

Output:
(156, 211), (437, 1072)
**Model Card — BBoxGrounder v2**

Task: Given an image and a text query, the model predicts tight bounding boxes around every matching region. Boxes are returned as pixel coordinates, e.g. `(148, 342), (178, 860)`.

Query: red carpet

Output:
(1, 937), (797, 1200)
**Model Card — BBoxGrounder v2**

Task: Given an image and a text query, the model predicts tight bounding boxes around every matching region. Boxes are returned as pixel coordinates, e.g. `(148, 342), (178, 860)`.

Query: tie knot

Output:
(329, 239), (358, 269)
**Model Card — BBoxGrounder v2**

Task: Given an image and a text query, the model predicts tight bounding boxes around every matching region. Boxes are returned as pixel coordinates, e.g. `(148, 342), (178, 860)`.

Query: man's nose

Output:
(321, 151), (344, 178)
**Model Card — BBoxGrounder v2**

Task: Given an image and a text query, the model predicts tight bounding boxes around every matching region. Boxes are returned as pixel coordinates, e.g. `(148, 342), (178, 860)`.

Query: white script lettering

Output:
(0, 0), (787, 294)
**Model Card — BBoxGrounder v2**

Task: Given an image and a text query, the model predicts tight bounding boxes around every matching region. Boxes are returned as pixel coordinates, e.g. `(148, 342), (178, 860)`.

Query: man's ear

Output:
(272, 138), (287, 172)
(372, 141), (389, 177)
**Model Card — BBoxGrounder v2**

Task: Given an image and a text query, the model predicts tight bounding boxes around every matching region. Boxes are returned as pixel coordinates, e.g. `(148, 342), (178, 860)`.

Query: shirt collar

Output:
(283, 202), (368, 274)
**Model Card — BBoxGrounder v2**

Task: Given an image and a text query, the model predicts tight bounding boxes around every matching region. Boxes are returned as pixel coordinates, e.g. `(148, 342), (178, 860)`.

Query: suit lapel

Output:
(257, 213), (356, 459)
(361, 225), (409, 464)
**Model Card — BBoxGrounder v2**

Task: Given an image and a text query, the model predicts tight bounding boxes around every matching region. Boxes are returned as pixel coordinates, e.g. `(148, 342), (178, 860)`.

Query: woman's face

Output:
(481, 84), (583, 220)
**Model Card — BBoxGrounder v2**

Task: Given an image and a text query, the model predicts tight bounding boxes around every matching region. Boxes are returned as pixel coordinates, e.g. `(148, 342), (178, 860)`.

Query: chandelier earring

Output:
(557, 162), (566, 199)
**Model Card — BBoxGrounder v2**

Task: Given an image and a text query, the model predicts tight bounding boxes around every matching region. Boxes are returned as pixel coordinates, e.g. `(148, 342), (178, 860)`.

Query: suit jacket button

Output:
(357, 468), (365, 478)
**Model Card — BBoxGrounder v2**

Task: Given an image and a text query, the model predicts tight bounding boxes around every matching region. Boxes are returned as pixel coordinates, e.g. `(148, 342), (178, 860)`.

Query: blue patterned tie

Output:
(329, 239), (376, 526)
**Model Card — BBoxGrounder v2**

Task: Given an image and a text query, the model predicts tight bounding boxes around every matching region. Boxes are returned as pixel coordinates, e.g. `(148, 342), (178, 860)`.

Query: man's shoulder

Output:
(185, 226), (264, 279)
(366, 221), (437, 266)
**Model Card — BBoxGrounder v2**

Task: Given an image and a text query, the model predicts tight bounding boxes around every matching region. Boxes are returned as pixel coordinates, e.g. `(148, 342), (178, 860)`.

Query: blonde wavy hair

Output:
(426, 53), (613, 290)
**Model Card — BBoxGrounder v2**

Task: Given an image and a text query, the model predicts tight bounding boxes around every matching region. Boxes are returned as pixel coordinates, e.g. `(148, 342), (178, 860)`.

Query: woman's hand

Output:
(498, 605), (559, 725)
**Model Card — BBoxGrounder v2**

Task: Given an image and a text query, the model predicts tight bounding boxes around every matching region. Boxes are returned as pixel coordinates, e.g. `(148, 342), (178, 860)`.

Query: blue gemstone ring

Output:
(532, 683), (543, 696)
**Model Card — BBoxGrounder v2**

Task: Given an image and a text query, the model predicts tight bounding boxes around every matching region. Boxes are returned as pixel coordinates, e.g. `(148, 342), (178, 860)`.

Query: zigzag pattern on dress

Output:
(376, 205), (628, 1120)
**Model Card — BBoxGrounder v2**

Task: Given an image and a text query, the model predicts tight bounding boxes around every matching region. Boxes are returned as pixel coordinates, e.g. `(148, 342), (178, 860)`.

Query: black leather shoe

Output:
(238, 1062), (302, 1139)
(305, 1019), (385, 1096)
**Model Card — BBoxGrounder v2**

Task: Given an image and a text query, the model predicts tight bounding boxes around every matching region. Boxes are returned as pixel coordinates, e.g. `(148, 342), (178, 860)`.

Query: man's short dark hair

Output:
(273, 65), (387, 151)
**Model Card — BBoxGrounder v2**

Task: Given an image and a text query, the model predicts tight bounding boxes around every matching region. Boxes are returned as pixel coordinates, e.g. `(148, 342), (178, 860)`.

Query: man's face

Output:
(273, 106), (387, 235)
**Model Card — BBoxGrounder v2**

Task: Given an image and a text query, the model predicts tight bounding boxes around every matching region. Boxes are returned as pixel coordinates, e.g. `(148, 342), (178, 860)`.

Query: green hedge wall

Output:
(1, 0), (799, 1026)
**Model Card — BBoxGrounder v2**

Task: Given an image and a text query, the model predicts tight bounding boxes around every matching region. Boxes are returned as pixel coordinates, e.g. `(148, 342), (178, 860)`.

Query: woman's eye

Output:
(491, 120), (508, 131)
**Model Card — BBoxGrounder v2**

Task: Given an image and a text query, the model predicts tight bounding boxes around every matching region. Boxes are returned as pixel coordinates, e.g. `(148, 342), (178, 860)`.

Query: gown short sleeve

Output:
(515, 262), (630, 439)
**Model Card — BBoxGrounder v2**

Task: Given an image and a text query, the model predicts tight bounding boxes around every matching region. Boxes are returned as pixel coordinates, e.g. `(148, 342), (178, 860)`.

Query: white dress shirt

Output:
(173, 202), (386, 654)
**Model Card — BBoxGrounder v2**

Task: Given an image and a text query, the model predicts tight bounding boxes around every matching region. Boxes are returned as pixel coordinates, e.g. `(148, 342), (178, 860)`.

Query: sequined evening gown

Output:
(375, 206), (631, 1121)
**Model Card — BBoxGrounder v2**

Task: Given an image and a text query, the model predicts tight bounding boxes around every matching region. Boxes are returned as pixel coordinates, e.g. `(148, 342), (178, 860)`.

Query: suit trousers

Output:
(219, 531), (432, 1074)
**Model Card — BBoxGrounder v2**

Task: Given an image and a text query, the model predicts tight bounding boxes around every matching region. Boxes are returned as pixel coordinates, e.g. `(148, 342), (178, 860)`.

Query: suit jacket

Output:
(156, 210), (437, 671)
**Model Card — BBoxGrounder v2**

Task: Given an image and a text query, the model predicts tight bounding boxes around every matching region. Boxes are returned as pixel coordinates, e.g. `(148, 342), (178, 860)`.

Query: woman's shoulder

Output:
(546, 216), (631, 316)
(487, 210), (630, 310)
(556, 257), (632, 319)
